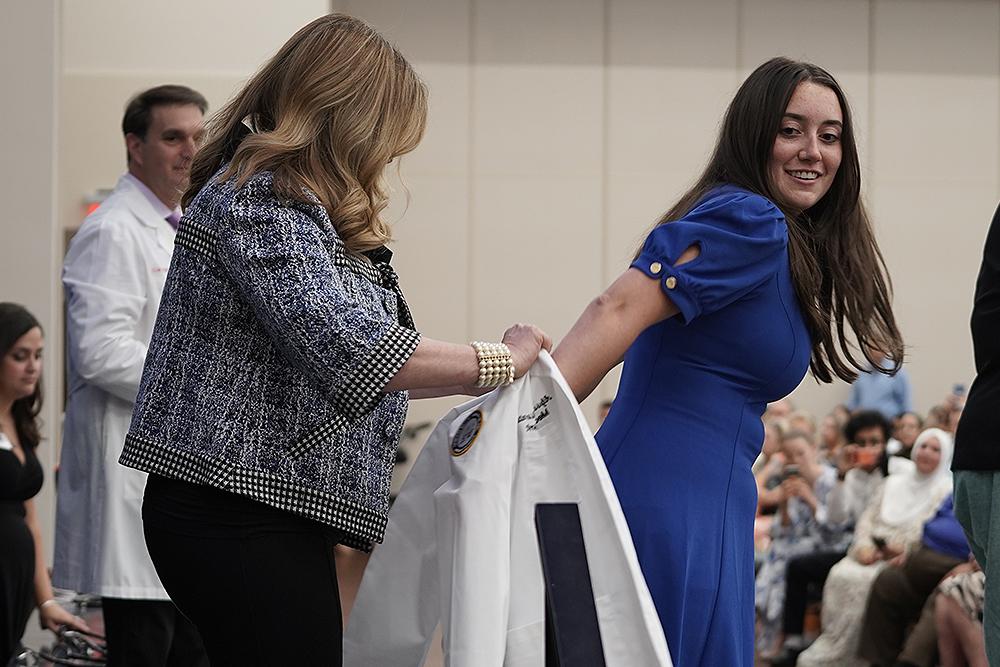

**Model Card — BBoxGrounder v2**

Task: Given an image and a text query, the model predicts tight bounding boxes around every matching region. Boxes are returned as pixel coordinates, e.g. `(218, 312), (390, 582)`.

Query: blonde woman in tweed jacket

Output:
(121, 15), (549, 666)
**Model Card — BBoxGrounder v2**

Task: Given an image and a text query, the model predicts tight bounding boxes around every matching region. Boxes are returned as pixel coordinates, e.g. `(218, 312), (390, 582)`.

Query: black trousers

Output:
(142, 476), (344, 667)
(101, 598), (209, 667)
(782, 549), (846, 635)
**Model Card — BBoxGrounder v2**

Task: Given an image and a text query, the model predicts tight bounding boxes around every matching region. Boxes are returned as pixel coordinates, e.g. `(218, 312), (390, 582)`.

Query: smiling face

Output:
(0, 327), (43, 403)
(913, 436), (942, 476)
(768, 81), (844, 213)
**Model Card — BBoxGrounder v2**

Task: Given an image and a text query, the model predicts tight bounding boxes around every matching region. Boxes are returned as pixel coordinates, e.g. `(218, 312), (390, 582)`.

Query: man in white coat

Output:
(54, 85), (210, 667)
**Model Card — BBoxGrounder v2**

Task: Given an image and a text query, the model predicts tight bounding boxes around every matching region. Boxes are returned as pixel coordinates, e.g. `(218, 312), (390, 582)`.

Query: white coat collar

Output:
(115, 174), (176, 251)
(120, 173), (179, 221)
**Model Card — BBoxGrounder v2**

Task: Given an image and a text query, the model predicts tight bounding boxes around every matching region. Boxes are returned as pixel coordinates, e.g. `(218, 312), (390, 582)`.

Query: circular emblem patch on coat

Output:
(451, 410), (484, 457)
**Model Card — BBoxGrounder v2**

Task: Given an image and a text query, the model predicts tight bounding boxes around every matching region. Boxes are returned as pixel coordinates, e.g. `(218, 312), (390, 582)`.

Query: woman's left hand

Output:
(855, 546), (880, 565)
(39, 601), (91, 634)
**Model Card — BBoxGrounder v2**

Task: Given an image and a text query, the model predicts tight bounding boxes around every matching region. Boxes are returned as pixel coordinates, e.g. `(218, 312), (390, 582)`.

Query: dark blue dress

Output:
(596, 186), (811, 666)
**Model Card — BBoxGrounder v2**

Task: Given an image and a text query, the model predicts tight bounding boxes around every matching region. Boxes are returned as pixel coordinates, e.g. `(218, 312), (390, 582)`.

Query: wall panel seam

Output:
(466, 0), (476, 341)
(868, 0), (876, 213)
(601, 0), (610, 289)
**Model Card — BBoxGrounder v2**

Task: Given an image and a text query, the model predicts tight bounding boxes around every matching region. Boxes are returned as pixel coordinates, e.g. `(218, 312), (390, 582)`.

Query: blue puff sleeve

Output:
(631, 188), (787, 324)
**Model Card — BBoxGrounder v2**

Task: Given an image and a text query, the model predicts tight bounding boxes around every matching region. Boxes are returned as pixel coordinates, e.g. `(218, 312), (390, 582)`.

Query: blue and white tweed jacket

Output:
(119, 168), (421, 550)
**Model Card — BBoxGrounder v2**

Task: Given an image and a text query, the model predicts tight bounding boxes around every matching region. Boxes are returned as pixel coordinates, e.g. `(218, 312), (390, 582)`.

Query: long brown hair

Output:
(644, 57), (902, 383)
(0, 303), (43, 449)
(185, 14), (428, 254)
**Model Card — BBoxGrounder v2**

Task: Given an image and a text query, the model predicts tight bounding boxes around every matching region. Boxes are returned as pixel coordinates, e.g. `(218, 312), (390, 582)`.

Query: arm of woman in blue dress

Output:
(386, 323), (553, 398)
(553, 246), (700, 402)
(23, 498), (90, 633)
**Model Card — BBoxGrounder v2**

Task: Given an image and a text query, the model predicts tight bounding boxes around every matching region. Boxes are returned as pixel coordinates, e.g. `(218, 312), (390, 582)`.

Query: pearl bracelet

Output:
(470, 341), (515, 388)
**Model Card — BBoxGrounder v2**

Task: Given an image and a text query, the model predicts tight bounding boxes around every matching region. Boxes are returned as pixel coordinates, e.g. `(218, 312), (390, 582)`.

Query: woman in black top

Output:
(0, 304), (88, 663)
(953, 202), (1000, 663)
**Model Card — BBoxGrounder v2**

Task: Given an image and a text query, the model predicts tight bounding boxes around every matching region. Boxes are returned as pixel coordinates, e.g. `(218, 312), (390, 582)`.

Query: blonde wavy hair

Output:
(184, 14), (428, 254)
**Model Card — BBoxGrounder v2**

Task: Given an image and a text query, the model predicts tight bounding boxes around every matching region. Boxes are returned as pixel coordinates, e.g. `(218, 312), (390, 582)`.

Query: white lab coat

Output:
(344, 353), (671, 667)
(53, 174), (175, 599)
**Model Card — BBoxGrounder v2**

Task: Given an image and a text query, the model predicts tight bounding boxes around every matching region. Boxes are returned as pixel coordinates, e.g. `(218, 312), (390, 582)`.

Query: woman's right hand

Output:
(39, 601), (90, 635)
(836, 444), (858, 475)
(501, 324), (552, 378)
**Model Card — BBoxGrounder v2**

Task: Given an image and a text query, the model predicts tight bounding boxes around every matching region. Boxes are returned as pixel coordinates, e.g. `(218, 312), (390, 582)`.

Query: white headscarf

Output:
(879, 427), (954, 527)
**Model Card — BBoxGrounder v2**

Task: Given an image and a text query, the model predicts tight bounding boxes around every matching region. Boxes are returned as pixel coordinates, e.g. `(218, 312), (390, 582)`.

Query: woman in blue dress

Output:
(553, 57), (904, 666)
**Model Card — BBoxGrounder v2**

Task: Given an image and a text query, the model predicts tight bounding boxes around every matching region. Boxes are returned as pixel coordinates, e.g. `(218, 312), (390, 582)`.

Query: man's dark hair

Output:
(0, 303), (44, 450)
(844, 410), (892, 444)
(122, 84), (207, 161)
(896, 410), (924, 427)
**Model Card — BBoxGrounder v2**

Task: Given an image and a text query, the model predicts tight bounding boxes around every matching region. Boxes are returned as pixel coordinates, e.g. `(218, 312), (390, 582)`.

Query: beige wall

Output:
(58, 0), (331, 258)
(0, 0), (60, 551)
(0, 0), (331, 556)
(2, 1), (998, 515)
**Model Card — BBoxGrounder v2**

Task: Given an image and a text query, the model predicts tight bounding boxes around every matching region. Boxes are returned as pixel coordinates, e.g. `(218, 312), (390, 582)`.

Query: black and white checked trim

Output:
(332, 253), (383, 285)
(377, 264), (416, 329)
(120, 432), (387, 550)
(334, 324), (421, 420)
(288, 412), (350, 460)
(120, 432), (233, 488)
(228, 469), (386, 547)
(174, 219), (219, 261)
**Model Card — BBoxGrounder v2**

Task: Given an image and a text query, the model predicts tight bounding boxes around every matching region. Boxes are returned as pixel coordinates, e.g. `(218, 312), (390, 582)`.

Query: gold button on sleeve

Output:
(665, 276), (678, 289)
(649, 261), (662, 275)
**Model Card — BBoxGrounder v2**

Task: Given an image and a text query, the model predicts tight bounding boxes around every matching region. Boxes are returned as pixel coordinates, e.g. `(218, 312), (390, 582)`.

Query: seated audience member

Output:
(888, 411), (923, 459)
(818, 411), (847, 465)
(936, 567), (988, 667)
(755, 419), (787, 510)
(832, 403), (851, 424)
(795, 428), (954, 667)
(0, 304), (89, 665)
(754, 420), (787, 556)
(788, 410), (817, 442)
(766, 398), (795, 421)
(927, 400), (964, 436)
(857, 493), (970, 667)
(754, 430), (837, 655)
(946, 402), (963, 435)
(769, 410), (892, 665)
(827, 410), (893, 525)
(925, 404), (950, 431)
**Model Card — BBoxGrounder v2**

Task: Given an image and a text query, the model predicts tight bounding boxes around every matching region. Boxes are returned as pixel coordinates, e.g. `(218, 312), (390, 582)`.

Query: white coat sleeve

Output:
(433, 393), (519, 665)
(63, 220), (149, 404)
(343, 410), (459, 667)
